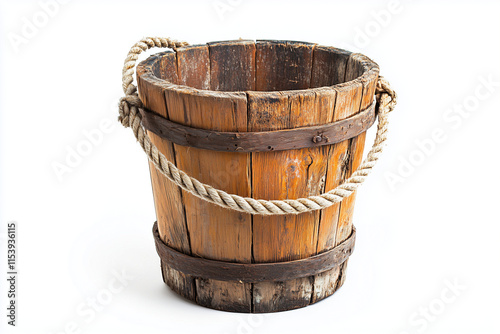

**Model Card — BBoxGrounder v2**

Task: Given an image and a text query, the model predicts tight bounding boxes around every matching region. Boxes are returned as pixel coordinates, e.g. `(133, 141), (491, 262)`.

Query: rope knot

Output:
(118, 95), (143, 128)
(121, 94), (143, 107)
(376, 76), (397, 114)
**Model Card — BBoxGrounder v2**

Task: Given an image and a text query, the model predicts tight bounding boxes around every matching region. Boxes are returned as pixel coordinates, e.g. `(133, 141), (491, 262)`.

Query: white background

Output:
(1, 1), (500, 333)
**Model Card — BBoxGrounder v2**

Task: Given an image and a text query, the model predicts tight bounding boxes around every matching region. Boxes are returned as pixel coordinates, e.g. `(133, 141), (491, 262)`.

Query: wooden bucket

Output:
(136, 40), (379, 313)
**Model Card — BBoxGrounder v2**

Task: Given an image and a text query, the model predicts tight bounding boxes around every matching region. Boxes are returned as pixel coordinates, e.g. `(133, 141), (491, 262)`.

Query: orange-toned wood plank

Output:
(312, 77), (364, 302)
(316, 81), (363, 253)
(164, 44), (253, 312)
(334, 55), (370, 246)
(158, 51), (179, 83)
(249, 86), (335, 311)
(136, 53), (195, 300)
(334, 54), (379, 288)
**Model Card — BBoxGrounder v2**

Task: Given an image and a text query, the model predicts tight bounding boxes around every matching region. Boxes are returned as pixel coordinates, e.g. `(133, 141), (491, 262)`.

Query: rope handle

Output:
(118, 37), (397, 216)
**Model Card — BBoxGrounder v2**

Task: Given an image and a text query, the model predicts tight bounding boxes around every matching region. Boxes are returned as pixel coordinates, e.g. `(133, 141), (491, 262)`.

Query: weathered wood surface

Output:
(153, 222), (355, 282)
(208, 40), (256, 91)
(255, 40), (315, 91)
(136, 40), (379, 312)
(164, 42), (254, 312)
(312, 53), (379, 302)
(310, 46), (352, 88)
(136, 52), (196, 301)
(139, 101), (376, 152)
(335, 54), (379, 289)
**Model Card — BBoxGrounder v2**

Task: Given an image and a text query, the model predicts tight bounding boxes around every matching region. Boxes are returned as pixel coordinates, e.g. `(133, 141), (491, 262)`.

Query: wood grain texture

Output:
(310, 46), (351, 88)
(249, 40), (338, 312)
(164, 43), (254, 312)
(136, 53), (195, 300)
(334, 55), (366, 247)
(312, 81), (363, 302)
(176, 44), (210, 89)
(255, 40), (315, 91)
(248, 95), (320, 312)
(334, 54), (379, 289)
(208, 40), (256, 91)
(309, 49), (357, 304)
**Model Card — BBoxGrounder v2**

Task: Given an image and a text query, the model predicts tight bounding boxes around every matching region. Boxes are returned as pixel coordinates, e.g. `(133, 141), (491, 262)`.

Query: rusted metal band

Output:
(141, 101), (376, 152)
(152, 222), (355, 283)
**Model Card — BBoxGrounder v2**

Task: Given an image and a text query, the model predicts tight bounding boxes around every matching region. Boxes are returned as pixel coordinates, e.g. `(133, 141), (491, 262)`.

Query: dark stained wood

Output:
(248, 89), (321, 312)
(312, 82), (364, 303)
(311, 46), (352, 88)
(139, 101), (376, 152)
(316, 82), (363, 253)
(208, 40), (256, 91)
(176, 44), (210, 89)
(157, 51), (179, 83)
(136, 55), (196, 301)
(255, 40), (315, 91)
(153, 222), (355, 282)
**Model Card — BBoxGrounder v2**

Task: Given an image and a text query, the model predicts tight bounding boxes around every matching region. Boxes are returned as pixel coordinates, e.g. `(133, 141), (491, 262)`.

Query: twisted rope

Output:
(119, 37), (397, 215)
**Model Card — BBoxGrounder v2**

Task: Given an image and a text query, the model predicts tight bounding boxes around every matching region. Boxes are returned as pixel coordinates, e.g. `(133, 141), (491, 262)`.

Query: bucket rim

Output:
(136, 39), (380, 99)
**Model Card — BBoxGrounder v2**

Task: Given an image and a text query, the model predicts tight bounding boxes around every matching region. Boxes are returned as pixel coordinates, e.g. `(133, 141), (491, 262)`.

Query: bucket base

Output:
(160, 260), (349, 313)
(152, 221), (354, 313)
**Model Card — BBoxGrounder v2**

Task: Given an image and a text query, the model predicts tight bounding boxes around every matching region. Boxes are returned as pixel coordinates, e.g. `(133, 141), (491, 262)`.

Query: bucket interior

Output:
(146, 40), (369, 93)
